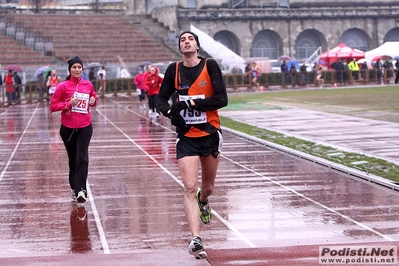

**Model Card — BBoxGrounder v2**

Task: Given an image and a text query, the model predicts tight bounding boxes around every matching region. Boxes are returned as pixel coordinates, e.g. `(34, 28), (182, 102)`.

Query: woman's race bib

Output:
(178, 94), (206, 124)
(72, 92), (90, 114)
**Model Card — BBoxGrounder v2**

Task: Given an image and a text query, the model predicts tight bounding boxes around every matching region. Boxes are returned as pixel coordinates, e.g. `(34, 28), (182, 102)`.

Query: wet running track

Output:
(1, 96), (399, 265)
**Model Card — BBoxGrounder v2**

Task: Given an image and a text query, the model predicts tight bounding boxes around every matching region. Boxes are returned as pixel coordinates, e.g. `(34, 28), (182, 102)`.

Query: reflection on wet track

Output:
(0, 97), (398, 265)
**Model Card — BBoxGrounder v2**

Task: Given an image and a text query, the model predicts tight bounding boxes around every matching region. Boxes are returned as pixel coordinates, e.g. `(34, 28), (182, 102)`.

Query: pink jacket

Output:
(134, 73), (147, 90)
(50, 76), (97, 129)
(145, 67), (163, 96)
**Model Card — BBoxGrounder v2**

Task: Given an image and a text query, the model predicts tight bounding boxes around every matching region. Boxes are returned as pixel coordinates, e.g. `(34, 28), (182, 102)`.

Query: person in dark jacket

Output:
(13, 72), (22, 103)
(88, 68), (96, 90)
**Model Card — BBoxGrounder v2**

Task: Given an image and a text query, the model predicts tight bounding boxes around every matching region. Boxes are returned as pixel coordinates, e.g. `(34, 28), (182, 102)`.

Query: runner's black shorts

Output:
(176, 130), (223, 159)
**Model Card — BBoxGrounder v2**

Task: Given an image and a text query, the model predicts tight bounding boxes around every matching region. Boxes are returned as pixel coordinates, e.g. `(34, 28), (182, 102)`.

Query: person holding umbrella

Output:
(4, 70), (15, 106)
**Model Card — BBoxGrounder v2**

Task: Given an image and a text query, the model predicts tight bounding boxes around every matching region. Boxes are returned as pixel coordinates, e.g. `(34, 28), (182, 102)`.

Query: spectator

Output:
(231, 66), (243, 74)
(335, 58), (344, 85)
(360, 62), (368, 81)
(97, 66), (106, 94)
(383, 60), (393, 84)
(289, 63), (297, 88)
(343, 61), (349, 84)
(89, 68), (96, 90)
(348, 58), (359, 81)
(299, 62), (307, 86)
(4, 70), (15, 106)
(13, 72), (22, 103)
(374, 59), (383, 84)
(395, 60), (399, 84)
(280, 60), (289, 84)
(244, 63), (251, 85)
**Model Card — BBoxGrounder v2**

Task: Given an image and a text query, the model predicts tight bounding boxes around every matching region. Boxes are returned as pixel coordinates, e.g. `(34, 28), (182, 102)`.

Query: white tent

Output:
(190, 25), (245, 73)
(365, 42), (399, 61)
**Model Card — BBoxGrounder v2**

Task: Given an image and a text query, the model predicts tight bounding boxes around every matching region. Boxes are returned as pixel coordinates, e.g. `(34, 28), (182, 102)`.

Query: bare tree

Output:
(92, 0), (100, 13)
(27, 0), (48, 14)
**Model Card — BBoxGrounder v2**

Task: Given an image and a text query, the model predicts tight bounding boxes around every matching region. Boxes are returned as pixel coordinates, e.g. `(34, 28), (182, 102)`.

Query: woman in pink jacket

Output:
(50, 56), (97, 204)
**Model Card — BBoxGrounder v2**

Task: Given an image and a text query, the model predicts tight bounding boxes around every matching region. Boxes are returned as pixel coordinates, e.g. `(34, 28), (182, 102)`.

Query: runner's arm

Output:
(157, 63), (177, 117)
(191, 59), (228, 111)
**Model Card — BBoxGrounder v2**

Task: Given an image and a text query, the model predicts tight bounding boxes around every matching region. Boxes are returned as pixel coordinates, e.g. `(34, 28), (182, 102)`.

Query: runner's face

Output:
(179, 33), (198, 54)
(70, 63), (82, 78)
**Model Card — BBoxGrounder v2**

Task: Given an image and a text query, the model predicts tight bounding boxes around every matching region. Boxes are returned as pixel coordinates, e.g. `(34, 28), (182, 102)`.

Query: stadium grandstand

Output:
(0, 0), (181, 81)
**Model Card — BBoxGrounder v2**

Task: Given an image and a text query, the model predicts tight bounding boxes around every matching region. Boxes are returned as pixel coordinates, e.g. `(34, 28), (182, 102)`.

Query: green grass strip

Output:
(220, 116), (399, 182)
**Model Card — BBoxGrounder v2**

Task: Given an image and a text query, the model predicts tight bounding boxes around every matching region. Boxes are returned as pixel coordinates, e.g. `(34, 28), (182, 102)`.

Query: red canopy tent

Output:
(319, 43), (365, 68)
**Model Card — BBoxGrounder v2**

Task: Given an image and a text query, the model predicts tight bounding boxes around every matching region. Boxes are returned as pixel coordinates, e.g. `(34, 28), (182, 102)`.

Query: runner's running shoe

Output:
(76, 190), (87, 203)
(188, 236), (207, 259)
(196, 189), (212, 224)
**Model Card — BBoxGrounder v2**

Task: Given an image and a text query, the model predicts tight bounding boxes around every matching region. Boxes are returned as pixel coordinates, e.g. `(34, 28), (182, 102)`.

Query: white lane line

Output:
(87, 182), (110, 254)
(101, 98), (394, 244)
(95, 107), (257, 248)
(221, 155), (395, 242)
(0, 103), (39, 183)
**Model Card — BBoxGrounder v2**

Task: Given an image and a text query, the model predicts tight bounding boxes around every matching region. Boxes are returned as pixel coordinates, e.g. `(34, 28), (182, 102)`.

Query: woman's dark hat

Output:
(68, 56), (83, 72)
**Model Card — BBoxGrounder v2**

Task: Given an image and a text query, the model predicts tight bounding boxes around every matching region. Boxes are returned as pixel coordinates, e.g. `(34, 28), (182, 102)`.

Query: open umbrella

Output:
(34, 66), (49, 78)
(86, 62), (103, 69)
(313, 59), (327, 65)
(394, 56), (399, 60)
(4, 64), (23, 72)
(286, 60), (298, 69)
(381, 55), (393, 61)
(372, 55), (392, 61)
(139, 60), (152, 67)
(43, 67), (53, 79)
(278, 55), (291, 61)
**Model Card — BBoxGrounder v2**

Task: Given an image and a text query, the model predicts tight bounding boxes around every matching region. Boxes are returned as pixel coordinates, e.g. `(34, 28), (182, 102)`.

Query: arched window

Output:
(339, 28), (369, 51)
(251, 30), (281, 59)
(295, 30), (322, 61)
(384, 28), (399, 42)
(214, 30), (240, 55)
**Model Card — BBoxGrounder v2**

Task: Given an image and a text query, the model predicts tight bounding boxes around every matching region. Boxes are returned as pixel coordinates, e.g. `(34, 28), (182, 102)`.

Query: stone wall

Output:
(124, 0), (399, 58)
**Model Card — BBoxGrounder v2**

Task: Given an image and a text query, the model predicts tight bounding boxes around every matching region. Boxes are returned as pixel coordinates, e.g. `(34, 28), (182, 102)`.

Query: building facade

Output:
(125, 0), (399, 61)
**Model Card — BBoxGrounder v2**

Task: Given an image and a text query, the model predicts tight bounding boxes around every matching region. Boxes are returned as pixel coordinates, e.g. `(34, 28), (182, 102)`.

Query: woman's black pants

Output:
(60, 124), (93, 196)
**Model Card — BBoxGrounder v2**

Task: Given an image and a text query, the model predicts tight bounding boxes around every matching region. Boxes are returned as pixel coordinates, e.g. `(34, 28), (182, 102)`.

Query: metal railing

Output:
(1, 70), (397, 107)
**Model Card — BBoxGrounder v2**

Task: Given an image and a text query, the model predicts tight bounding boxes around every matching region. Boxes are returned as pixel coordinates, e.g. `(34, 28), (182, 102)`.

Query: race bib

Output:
(72, 92), (90, 114)
(178, 94), (206, 124)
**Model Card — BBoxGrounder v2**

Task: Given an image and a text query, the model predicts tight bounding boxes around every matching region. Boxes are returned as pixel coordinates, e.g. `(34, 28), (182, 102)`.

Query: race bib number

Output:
(72, 92), (90, 114)
(178, 94), (206, 124)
